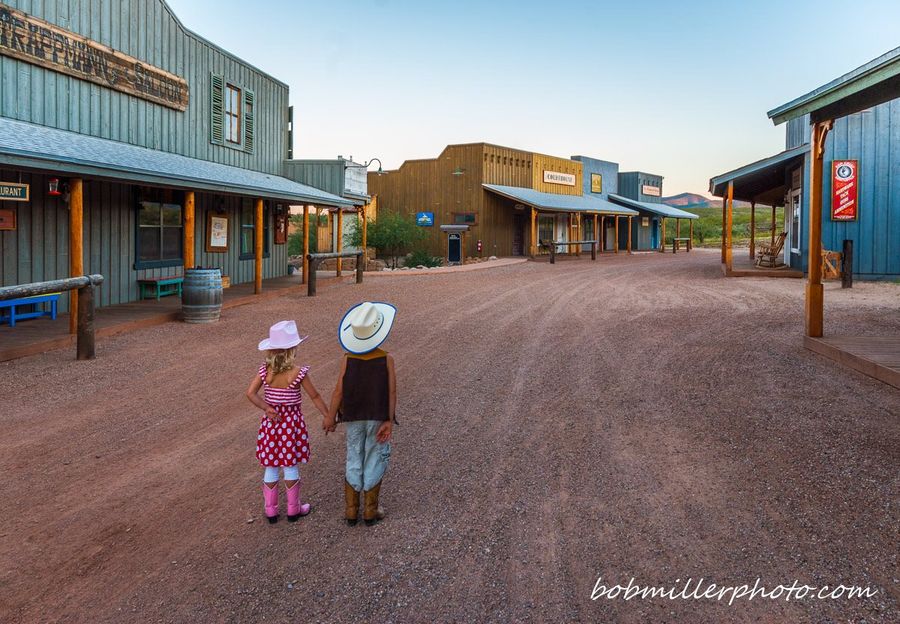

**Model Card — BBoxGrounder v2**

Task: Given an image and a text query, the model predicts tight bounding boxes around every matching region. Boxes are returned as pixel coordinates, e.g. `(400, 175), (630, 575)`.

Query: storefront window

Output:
(453, 212), (477, 226)
(136, 202), (182, 268)
(239, 201), (270, 259)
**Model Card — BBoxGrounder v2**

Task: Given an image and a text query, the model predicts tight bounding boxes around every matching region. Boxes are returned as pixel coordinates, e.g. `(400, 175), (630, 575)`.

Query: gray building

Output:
(0, 0), (351, 314)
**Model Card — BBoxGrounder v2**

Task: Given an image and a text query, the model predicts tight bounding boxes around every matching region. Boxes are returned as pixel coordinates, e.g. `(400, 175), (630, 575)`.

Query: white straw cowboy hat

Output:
(338, 302), (396, 354)
(258, 320), (307, 351)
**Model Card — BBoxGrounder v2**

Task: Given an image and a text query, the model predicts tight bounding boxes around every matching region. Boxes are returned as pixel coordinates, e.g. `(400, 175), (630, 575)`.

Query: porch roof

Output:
(483, 184), (638, 215)
(768, 46), (900, 125)
(0, 117), (354, 206)
(607, 194), (699, 219)
(708, 145), (806, 205)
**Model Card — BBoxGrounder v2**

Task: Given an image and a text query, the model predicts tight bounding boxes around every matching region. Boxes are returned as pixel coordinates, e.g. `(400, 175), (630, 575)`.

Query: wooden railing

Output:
(305, 251), (364, 296)
(0, 274), (104, 360)
(539, 240), (598, 264)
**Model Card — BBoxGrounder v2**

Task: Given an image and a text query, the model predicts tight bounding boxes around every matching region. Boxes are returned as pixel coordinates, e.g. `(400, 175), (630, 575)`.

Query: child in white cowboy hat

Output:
(246, 320), (331, 523)
(324, 301), (397, 526)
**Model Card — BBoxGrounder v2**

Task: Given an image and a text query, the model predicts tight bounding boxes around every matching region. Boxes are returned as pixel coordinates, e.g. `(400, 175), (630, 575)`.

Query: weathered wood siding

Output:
(532, 153), (582, 195)
(0, 0), (289, 174)
(282, 160), (345, 197)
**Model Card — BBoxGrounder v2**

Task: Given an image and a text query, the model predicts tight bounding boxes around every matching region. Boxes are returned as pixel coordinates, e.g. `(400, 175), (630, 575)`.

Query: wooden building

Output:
(367, 143), (637, 260)
(710, 47), (900, 281)
(0, 0), (352, 319)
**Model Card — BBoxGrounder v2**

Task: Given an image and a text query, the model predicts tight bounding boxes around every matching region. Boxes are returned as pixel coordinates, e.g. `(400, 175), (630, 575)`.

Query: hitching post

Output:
(356, 252), (364, 284)
(841, 240), (853, 289)
(76, 279), (96, 360)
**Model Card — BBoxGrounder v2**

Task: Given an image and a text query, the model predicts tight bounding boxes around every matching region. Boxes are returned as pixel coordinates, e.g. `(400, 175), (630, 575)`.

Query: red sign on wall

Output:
(831, 160), (858, 221)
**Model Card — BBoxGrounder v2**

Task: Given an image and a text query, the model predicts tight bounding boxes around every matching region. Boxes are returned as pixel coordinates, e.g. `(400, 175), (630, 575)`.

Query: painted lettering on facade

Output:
(543, 170), (576, 186)
(0, 3), (189, 111)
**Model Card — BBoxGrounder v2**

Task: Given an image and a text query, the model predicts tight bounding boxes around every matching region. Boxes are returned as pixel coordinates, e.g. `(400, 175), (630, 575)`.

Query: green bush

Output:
(345, 212), (426, 269)
(407, 248), (442, 268)
(287, 213), (317, 256)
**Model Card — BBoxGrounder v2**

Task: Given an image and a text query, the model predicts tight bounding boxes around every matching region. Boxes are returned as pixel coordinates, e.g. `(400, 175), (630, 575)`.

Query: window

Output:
(136, 202), (182, 269)
(239, 200), (270, 259)
(790, 189), (801, 253)
(453, 212), (477, 226)
(225, 84), (242, 144)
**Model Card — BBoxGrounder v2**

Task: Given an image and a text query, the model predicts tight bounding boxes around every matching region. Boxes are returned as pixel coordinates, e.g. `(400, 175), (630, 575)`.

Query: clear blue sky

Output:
(167, 0), (899, 195)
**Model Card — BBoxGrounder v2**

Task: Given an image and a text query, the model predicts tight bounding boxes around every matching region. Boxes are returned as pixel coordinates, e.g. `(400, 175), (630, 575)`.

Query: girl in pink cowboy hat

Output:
(246, 320), (330, 523)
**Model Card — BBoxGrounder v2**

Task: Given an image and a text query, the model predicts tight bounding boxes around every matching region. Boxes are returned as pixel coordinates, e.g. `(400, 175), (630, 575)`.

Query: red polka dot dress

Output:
(255, 364), (311, 467)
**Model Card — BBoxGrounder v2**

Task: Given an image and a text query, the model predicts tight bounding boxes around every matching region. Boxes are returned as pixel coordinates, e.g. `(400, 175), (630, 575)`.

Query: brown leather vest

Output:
(340, 350), (389, 422)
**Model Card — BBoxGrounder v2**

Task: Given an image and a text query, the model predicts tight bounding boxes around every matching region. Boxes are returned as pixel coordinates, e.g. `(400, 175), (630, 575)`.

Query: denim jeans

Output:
(345, 420), (391, 492)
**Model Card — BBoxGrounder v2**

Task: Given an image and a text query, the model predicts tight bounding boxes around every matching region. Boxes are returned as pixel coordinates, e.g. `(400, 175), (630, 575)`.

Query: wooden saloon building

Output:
(0, 0), (352, 321)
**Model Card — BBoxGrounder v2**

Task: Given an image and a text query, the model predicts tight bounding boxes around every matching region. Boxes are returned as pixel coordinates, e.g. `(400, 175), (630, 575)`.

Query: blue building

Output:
(710, 47), (900, 280)
(0, 0), (352, 319)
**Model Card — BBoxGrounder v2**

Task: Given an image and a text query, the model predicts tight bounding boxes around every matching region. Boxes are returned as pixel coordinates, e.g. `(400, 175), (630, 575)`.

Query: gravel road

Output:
(1, 249), (897, 623)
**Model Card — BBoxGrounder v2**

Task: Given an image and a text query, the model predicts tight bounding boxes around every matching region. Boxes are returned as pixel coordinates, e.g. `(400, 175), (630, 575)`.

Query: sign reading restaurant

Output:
(0, 3), (189, 111)
(543, 170), (576, 187)
(0, 182), (29, 202)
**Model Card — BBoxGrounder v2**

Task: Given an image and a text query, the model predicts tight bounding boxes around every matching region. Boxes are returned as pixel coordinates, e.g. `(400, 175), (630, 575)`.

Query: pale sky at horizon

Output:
(167, 0), (899, 196)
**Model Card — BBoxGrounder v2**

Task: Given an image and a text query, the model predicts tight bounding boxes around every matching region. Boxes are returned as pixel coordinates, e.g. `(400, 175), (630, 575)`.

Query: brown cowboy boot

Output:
(345, 480), (360, 526)
(363, 481), (386, 526)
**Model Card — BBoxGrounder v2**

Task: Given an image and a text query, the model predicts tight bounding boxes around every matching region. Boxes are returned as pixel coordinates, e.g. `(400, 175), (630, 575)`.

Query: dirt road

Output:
(1, 250), (897, 623)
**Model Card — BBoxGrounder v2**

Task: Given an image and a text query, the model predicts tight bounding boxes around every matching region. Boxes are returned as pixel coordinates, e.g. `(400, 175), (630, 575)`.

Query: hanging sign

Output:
(0, 182), (29, 202)
(831, 160), (858, 221)
(0, 4), (189, 111)
(543, 171), (576, 186)
(416, 212), (434, 226)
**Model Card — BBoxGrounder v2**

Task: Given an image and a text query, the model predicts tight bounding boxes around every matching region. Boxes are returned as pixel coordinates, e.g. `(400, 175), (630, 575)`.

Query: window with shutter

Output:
(243, 89), (254, 154)
(210, 73), (224, 145)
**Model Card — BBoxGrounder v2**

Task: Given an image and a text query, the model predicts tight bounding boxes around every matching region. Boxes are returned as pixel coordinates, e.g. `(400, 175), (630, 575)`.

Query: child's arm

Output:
(376, 354), (396, 443)
(324, 356), (347, 432)
(300, 375), (332, 429)
(245, 375), (279, 423)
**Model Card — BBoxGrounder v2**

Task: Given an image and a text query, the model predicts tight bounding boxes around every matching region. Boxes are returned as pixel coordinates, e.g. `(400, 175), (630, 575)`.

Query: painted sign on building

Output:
(543, 171), (576, 186)
(416, 211), (434, 226)
(642, 184), (661, 197)
(0, 182), (29, 202)
(0, 4), (189, 111)
(344, 162), (367, 197)
(831, 160), (858, 221)
(590, 173), (602, 193)
(0, 208), (15, 229)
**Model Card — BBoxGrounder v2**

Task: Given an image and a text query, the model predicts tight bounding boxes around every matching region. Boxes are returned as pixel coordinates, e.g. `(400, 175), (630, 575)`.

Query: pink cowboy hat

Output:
(258, 320), (307, 351)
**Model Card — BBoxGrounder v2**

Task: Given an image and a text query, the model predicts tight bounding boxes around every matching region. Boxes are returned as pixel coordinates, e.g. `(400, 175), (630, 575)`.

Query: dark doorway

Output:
(512, 214), (526, 256)
(448, 233), (462, 264)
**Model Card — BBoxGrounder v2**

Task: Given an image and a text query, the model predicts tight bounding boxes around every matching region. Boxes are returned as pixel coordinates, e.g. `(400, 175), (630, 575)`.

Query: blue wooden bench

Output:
(137, 275), (183, 301)
(0, 292), (60, 327)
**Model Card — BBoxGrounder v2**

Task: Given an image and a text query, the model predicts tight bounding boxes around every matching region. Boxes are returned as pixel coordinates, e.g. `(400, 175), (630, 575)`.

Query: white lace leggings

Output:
(263, 465), (299, 483)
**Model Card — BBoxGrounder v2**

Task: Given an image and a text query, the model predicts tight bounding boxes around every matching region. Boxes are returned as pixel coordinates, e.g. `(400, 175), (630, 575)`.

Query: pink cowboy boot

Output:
(263, 484), (279, 523)
(285, 482), (311, 522)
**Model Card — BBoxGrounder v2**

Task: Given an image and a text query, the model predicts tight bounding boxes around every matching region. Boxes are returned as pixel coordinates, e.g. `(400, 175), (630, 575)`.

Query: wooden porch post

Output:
(600, 216), (605, 251)
(771, 204), (776, 245)
(302, 206), (310, 284)
(721, 197), (727, 262)
(530, 206), (537, 257)
(614, 216), (619, 253)
(627, 216), (632, 253)
(806, 120), (833, 337)
(749, 201), (756, 259)
(68, 178), (84, 335)
(689, 219), (694, 248)
(336, 209), (344, 277)
(676, 217), (681, 239)
(184, 191), (195, 270)
(574, 213), (581, 256)
(725, 182), (734, 272)
(360, 203), (368, 270)
(661, 218), (666, 252)
(593, 213), (599, 253)
(254, 198), (263, 294)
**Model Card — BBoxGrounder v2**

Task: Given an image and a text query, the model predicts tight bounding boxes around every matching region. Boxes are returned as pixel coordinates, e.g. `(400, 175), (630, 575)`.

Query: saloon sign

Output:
(831, 160), (858, 221)
(0, 3), (189, 111)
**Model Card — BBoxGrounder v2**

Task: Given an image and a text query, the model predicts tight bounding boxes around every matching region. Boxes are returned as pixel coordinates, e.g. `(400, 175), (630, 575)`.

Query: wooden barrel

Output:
(182, 268), (223, 323)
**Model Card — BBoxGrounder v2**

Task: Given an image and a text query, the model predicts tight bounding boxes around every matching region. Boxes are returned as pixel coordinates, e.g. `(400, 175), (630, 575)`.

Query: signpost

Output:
(831, 160), (858, 221)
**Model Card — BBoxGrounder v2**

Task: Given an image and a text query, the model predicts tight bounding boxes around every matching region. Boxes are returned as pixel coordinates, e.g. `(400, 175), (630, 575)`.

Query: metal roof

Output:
(483, 184), (638, 215)
(0, 117), (354, 206)
(768, 46), (900, 125)
(708, 145), (807, 204)
(607, 194), (699, 219)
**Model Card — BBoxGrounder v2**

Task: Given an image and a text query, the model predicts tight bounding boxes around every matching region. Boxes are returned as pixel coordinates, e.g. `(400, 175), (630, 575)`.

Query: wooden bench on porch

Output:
(672, 237), (692, 253)
(137, 275), (183, 301)
(0, 292), (60, 327)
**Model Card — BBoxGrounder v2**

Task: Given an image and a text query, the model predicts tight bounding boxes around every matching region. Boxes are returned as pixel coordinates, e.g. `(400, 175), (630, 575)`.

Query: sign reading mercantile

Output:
(0, 3), (189, 111)
(0, 182), (29, 202)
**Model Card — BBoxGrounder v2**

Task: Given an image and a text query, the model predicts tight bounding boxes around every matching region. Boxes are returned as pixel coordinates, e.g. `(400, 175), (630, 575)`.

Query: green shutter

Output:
(243, 89), (254, 154)
(210, 73), (224, 145)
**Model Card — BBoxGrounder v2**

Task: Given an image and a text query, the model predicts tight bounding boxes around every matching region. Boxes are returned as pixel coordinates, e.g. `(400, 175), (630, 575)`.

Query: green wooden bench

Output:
(138, 275), (183, 301)
(0, 292), (60, 327)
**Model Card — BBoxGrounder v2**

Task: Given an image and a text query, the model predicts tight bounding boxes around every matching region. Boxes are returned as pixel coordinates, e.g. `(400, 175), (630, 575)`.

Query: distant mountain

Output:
(661, 193), (751, 209)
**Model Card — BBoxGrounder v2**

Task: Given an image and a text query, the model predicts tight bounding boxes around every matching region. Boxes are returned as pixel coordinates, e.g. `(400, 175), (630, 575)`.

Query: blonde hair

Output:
(265, 347), (296, 376)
